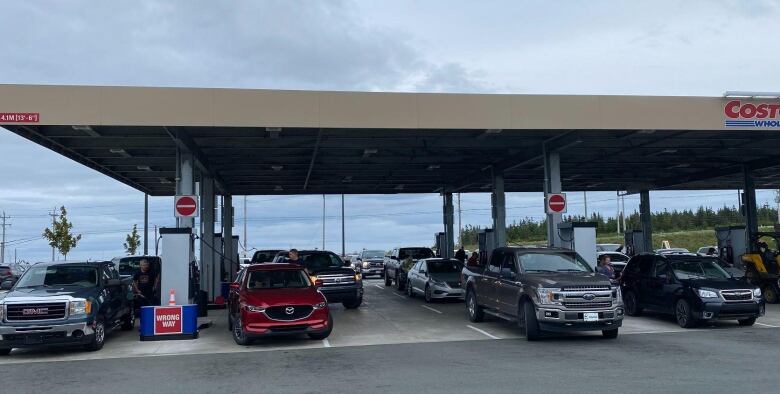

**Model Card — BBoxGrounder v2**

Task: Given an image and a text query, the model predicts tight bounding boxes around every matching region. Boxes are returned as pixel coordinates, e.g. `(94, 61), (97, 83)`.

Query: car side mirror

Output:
(1, 280), (13, 290)
(105, 279), (121, 287)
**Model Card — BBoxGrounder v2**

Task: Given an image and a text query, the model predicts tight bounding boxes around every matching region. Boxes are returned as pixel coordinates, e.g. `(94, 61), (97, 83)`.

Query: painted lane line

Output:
(322, 339), (331, 348)
(373, 284), (384, 289)
(392, 292), (406, 299)
(467, 325), (500, 339)
(421, 305), (443, 314)
(755, 322), (780, 328)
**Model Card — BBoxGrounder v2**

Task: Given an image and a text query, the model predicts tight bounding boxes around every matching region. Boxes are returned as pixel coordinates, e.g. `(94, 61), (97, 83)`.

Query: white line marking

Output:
(467, 325), (500, 339)
(421, 305), (443, 314)
(392, 292), (406, 299)
(373, 284), (384, 289)
(755, 322), (780, 328)
(322, 339), (331, 347)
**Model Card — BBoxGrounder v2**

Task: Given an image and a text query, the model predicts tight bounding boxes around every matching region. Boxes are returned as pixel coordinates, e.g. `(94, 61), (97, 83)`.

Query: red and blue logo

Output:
(724, 100), (780, 128)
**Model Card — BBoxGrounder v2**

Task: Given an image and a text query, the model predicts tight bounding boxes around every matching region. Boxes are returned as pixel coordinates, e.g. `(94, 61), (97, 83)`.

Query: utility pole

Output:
(144, 193), (149, 255)
(616, 191), (621, 234)
(48, 208), (58, 261)
(322, 195), (326, 251)
(457, 193), (462, 247)
(243, 195), (248, 258)
(621, 194), (626, 232)
(775, 190), (780, 224)
(154, 225), (158, 255)
(341, 194), (345, 256)
(583, 191), (588, 219)
(0, 211), (10, 265)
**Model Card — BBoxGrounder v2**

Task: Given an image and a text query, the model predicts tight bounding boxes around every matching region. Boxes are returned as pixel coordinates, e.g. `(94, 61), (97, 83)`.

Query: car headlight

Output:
(313, 302), (327, 310)
(431, 279), (448, 287)
(536, 288), (561, 305)
(0, 304), (5, 320)
(362, 262), (370, 268)
(697, 289), (718, 298)
(612, 286), (622, 302)
(354, 273), (362, 281)
(244, 305), (265, 313)
(69, 299), (91, 317)
(753, 288), (762, 298)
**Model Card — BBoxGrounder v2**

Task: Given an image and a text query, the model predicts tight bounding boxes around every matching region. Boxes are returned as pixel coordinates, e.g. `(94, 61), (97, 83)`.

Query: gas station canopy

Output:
(2, 84), (779, 196)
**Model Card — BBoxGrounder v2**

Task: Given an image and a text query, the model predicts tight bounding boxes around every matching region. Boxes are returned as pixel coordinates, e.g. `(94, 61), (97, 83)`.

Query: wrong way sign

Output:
(174, 195), (199, 218)
(546, 193), (567, 214)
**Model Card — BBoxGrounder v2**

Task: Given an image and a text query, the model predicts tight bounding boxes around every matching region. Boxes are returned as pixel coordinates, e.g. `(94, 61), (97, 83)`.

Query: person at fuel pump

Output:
(596, 255), (615, 280)
(287, 249), (305, 267)
(758, 242), (778, 274)
(133, 259), (160, 307)
(455, 246), (467, 262)
(467, 251), (479, 267)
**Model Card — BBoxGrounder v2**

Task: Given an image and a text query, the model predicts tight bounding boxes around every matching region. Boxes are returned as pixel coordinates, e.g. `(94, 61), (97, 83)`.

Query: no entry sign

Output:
(546, 193), (567, 214)
(153, 306), (183, 335)
(174, 195), (199, 218)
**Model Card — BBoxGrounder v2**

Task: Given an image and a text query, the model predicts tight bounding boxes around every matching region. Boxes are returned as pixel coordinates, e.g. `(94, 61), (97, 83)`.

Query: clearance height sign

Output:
(153, 306), (183, 335)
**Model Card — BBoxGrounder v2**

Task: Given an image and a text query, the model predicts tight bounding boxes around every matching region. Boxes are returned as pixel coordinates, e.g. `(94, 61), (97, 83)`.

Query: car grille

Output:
(369, 262), (383, 268)
(318, 274), (356, 286)
(4, 332), (66, 341)
(447, 281), (462, 288)
(5, 302), (67, 321)
(562, 301), (613, 309)
(264, 305), (314, 321)
(721, 290), (753, 301)
(561, 285), (612, 292)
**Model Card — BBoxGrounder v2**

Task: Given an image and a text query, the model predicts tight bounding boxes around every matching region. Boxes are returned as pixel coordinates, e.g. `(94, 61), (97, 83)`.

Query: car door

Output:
(408, 261), (422, 293)
(100, 264), (121, 322)
(229, 268), (246, 317)
(107, 263), (128, 317)
(479, 250), (504, 310)
(646, 259), (677, 313)
(497, 252), (521, 315)
(640, 257), (667, 310)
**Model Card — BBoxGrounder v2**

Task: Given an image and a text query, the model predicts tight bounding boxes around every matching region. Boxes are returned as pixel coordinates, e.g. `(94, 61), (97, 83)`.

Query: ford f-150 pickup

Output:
(462, 247), (623, 340)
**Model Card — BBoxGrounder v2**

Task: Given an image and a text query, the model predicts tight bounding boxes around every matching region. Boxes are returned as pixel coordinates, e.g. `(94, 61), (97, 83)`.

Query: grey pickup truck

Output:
(462, 247), (623, 340)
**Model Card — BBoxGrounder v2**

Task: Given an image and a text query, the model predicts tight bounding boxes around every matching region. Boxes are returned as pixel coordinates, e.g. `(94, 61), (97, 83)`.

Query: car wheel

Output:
(406, 282), (414, 298)
(227, 312), (234, 331)
(738, 317), (757, 326)
(232, 316), (252, 346)
(396, 274), (405, 291)
(623, 290), (643, 316)
(466, 288), (484, 323)
(308, 314), (333, 340)
(762, 285), (778, 304)
(121, 308), (135, 331)
(384, 271), (392, 286)
(343, 296), (363, 309)
(675, 299), (697, 328)
(85, 318), (106, 351)
(520, 301), (541, 341)
(424, 284), (433, 303)
(0, 348), (11, 356)
(602, 328), (619, 339)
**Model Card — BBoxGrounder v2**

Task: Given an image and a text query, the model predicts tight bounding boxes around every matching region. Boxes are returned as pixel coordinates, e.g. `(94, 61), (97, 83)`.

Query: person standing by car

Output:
(596, 254), (615, 280)
(466, 251), (479, 267)
(287, 249), (305, 267)
(455, 246), (467, 263)
(133, 259), (160, 306)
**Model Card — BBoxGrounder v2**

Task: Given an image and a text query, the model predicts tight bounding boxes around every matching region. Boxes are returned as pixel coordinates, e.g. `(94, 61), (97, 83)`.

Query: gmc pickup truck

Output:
(0, 261), (135, 355)
(463, 247), (623, 340)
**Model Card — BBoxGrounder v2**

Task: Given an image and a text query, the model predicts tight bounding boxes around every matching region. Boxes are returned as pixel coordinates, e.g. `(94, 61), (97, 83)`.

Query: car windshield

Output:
(299, 252), (343, 271)
(15, 265), (98, 288)
(670, 259), (730, 280)
(427, 260), (461, 273)
(518, 253), (592, 273)
(361, 250), (385, 259)
(246, 269), (311, 289)
(399, 248), (434, 260)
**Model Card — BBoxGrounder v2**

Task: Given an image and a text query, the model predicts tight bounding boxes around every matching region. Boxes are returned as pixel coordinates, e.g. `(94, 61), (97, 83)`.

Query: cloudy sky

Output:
(1, 0), (779, 262)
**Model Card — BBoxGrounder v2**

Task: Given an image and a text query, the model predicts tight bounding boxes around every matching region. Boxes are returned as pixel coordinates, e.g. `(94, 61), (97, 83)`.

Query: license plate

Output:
(24, 335), (44, 345)
(583, 312), (599, 322)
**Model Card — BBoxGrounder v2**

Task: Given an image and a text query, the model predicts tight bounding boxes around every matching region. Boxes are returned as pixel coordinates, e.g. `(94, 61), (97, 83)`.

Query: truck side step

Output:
(483, 309), (517, 322)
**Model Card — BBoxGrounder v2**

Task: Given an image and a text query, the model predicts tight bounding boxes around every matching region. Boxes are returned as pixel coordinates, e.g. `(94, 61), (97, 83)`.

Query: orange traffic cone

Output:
(168, 289), (176, 306)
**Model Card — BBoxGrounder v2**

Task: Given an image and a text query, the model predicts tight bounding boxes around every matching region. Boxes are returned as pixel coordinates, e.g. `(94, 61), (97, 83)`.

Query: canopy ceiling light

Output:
(109, 148), (131, 158)
(426, 164), (440, 170)
(136, 165), (152, 171)
(394, 184), (404, 190)
(72, 125), (100, 137)
(363, 148), (378, 157)
(274, 185), (283, 191)
(266, 127), (281, 139)
(723, 91), (780, 99)
(159, 177), (172, 184)
(271, 165), (283, 171)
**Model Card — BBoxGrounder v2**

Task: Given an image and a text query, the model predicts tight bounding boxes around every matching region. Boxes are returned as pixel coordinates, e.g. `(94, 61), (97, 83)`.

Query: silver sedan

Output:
(405, 258), (464, 302)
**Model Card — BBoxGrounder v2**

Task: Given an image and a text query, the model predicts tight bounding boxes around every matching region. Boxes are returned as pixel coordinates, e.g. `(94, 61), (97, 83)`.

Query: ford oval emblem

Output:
(583, 293), (596, 301)
(285, 307), (295, 315)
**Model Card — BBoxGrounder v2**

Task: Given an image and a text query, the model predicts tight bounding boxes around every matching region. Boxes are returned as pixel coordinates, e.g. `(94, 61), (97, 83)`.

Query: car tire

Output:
(227, 312), (234, 331)
(762, 285), (778, 304)
(396, 274), (405, 291)
(602, 328), (619, 339)
(308, 315), (333, 340)
(384, 271), (392, 286)
(623, 290), (643, 316)
(121, 308), (135, 331)
(343, 296), (363, 309)
(521, 301), (541, 341)
(232, 316), (252, 346)
(0, 348), (11, 356)
(424, 284), (433, 303)
(738, 317), (757, 326)
(466, 288), (484, 323)
(406, 282), (414, 298)
(85, 318), (106, 351)
(675, 299), (697, 328)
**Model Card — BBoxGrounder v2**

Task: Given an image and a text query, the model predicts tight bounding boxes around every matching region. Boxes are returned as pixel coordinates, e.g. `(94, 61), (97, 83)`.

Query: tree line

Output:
(460, 204), (779, 246)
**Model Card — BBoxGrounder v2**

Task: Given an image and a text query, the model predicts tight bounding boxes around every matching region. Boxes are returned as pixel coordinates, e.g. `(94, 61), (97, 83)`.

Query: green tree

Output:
(124, 224), (141, 256)
(42, 206), (82, 260)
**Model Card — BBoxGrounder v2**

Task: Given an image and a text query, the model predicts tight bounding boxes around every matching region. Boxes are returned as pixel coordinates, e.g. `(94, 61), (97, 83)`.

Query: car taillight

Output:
(315, 279), (324, 287)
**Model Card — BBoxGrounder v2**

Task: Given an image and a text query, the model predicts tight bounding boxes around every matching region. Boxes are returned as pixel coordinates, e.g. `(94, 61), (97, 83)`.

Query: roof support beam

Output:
(163, 127), (226, 194)
(303, 129), (323, 191)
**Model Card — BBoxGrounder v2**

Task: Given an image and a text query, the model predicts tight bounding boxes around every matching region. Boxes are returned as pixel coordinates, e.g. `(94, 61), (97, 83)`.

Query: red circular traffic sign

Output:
(547, 194), (566, 213)
(175, 196), (198, 217)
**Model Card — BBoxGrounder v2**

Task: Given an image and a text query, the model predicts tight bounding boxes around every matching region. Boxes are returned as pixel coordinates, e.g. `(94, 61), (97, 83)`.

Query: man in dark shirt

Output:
(133, 259), (160, 306)
(455, 246), (467, 262)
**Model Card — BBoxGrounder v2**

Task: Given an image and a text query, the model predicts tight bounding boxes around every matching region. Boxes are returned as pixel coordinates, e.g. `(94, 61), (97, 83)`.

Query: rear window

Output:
(246, 269), (311, 289)
(399, 248), (434, 260)
(117, 257), (160, 276)
(252, 250), (281, 263)
(427, 260), (461, 273)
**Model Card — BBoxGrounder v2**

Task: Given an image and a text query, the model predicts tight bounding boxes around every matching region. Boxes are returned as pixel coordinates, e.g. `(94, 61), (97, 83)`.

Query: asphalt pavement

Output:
(1, 278), (779, 393)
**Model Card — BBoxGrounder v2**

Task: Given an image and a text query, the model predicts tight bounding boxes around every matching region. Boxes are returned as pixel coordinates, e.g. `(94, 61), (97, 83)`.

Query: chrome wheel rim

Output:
(425, 286), (431, 301)
(626, 293), (635, 314)
(95, 322), (105, 344)
(468, 293), (475, 316)
(233, 317), (244, 341)
(676, 301), (688, 326)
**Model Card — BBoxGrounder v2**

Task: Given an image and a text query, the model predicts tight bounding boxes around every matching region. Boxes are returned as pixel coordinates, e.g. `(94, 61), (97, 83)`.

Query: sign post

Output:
(546, 193), (567, 214)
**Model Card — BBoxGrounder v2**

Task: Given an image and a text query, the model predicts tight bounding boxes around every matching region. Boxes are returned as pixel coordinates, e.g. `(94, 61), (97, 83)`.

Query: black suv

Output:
(273, 250), (363, 309)
(621, 253), (765, 328)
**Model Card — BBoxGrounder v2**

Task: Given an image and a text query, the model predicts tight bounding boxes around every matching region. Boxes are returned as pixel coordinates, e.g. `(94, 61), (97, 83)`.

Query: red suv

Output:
(227, 263), (332, 345)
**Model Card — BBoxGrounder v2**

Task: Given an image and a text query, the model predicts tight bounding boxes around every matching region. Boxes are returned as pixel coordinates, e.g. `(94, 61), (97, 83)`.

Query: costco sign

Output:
(724, 100), (780, 128)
